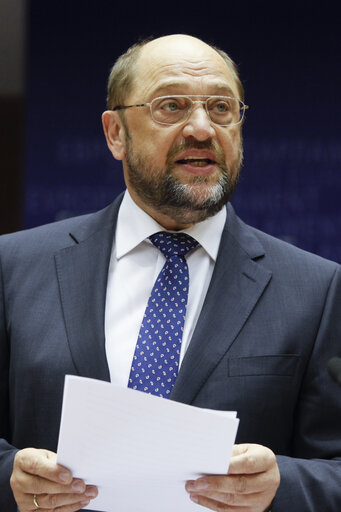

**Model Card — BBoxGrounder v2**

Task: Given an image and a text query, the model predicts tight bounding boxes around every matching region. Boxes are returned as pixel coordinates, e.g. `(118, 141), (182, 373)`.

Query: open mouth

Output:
(176, 158), (216, 167)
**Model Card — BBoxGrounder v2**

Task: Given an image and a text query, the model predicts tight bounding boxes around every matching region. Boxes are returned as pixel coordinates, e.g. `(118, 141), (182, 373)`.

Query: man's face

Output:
(117, 36), (243, 228)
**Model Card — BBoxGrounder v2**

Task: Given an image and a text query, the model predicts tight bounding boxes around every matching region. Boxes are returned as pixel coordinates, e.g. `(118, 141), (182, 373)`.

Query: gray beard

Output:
(124, 132), (242, 225)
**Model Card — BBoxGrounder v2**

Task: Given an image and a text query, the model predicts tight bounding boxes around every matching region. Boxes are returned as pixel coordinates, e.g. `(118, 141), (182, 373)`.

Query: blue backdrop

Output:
(25, 1), (341, 262)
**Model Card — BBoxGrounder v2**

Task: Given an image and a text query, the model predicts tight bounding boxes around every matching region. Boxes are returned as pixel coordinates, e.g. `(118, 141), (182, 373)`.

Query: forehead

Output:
(130, 37), (239, 101)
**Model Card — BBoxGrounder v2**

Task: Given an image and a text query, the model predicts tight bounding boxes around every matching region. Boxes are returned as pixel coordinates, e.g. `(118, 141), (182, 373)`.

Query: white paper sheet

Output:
(57, 375), (239, 512)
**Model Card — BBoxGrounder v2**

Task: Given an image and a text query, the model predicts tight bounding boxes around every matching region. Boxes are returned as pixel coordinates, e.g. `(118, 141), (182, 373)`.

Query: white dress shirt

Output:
(105, 190), (226, 386)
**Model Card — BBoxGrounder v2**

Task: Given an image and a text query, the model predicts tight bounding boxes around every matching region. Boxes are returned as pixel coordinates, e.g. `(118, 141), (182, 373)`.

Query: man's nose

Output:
(181, 104), (216, 141)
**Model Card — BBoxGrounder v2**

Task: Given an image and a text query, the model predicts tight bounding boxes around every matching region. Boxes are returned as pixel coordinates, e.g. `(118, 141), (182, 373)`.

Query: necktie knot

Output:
(149, 231), (198, 258)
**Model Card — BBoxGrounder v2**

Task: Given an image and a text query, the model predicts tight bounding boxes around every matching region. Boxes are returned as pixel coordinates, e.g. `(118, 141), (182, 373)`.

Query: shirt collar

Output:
(115, 189), (226, 262)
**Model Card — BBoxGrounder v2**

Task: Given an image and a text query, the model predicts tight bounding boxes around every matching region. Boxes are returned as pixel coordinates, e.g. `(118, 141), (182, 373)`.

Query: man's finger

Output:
(187, 471), (275, 496)
(189, 492), (251, 512)
(189, 489), (271, 509)
(15, 448), (73, 484)
(23, 486), (97, 510)
(231, 444), (249, 457)
(15, 471), (86, 495)
(28, 502), (90, 512)
(228, 444), (276, 474)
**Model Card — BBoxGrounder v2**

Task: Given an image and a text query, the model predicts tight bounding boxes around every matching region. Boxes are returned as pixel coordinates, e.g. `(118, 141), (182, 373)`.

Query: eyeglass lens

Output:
(151, 96), (242, 126)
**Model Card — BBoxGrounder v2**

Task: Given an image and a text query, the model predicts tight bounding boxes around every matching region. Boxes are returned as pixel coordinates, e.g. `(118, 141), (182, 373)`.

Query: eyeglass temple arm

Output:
(113, 103), (148, 111)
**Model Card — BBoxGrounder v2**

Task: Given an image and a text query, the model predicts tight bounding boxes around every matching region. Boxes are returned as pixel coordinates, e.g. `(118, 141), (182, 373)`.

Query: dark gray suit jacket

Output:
(1, 196), (341, 511)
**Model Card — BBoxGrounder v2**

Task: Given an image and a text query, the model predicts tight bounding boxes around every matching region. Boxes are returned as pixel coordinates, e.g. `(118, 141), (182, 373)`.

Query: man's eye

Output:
(214, 101), (229, 113)
(162, 101), (180, 111)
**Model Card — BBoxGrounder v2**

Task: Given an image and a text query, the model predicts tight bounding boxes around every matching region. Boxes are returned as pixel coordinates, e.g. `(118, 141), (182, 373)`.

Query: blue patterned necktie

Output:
(128, 231), (198, 398)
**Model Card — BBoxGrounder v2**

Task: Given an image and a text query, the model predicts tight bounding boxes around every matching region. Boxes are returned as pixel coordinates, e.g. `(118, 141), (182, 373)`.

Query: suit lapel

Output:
(171, 204), (272, 404)
(54, 197), (122, 381)
(54, 197), (271, 396)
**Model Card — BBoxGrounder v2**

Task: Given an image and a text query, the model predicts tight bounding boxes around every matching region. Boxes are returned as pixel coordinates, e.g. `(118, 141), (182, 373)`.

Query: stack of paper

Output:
(57, 375), (239, 512)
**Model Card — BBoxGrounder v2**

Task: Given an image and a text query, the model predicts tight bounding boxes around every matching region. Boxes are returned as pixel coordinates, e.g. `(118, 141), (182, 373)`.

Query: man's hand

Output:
(185, 443), (280, 512)
(10, 448), (98, 511)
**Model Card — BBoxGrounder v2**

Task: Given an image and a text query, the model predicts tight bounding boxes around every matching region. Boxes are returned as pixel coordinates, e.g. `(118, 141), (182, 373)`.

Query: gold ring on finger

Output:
(33, 494), (40, 509)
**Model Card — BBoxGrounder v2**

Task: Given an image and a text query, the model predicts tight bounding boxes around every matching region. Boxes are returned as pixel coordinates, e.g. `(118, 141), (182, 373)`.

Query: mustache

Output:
(166, 140), (226, 166)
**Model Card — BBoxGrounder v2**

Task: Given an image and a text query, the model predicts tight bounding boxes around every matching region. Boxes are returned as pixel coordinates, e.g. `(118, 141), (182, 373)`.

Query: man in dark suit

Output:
(1, 34), (340, 512)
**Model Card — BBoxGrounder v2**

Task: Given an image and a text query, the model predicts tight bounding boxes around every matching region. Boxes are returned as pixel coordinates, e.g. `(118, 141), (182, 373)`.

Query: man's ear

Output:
(102, 110), (126, 160)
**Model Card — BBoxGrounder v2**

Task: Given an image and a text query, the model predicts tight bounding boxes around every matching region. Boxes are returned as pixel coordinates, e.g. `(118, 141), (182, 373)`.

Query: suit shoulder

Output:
(227, 205), (338, 274)
(249, 224), (339, 278)
(0, 202), (117, 260)
(0, 213), (88, 252)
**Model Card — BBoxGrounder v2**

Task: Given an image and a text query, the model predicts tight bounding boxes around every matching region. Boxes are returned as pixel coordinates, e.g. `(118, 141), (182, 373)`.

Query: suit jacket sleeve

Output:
(0, 253), (18, 510)
(273, 265), (341, 510)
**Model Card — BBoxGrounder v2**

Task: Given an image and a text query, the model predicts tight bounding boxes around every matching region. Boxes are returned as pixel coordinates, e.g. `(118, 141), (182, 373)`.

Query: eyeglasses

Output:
(113, 95), (249, 127)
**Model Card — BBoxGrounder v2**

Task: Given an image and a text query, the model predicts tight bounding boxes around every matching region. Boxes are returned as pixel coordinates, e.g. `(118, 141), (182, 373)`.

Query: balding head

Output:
(106, 34), (244, 109)
(139, 34), (223, 62)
